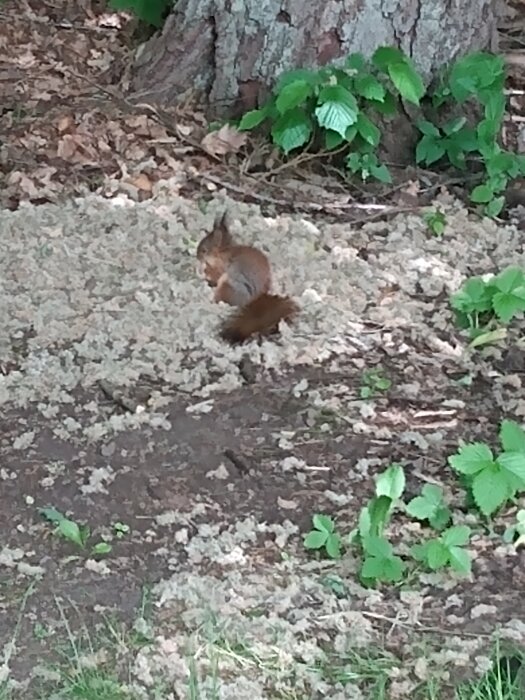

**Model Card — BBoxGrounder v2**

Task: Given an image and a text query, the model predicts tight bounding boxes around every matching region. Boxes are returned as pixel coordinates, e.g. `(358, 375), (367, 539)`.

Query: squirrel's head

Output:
(196, 211), (233, 260)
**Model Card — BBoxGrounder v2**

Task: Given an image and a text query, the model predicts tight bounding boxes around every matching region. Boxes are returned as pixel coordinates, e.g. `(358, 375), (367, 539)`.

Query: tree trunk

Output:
(130, 0), (498, 118)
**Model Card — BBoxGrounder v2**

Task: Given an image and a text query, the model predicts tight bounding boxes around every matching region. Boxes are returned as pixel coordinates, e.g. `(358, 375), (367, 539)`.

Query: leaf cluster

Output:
(448, 420), (525, 517)
(450, 267), (525, 337)
(239, 47), (424, 183)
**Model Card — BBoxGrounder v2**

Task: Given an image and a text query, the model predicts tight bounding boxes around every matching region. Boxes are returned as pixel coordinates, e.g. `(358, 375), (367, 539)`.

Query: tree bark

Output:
(130, 0), (498, 118)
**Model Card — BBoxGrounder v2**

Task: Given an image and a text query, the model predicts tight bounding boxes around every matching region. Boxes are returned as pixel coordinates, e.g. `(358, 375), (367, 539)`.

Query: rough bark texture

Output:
(130, 0), (498, 118)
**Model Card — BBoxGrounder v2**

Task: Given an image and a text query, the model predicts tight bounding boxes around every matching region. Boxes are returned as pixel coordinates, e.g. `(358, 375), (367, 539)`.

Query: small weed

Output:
(39, 507), (112, 556)
(360, 535), (406, 584)
(450, 266), (525, 340)
(360, 368), (391, 399)
(503, 509), (525, 547)
(304, 514), (342, 559)
(406, 484), (452, 531)
(411, 525), (472, 575)
(314, 647), (396, 695)
(448, 420), (525, 517)
(423, 208), (447, 236)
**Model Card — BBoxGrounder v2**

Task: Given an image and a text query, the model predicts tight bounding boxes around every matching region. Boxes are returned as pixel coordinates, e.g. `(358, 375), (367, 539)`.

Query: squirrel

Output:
(196, 211), (299, 344)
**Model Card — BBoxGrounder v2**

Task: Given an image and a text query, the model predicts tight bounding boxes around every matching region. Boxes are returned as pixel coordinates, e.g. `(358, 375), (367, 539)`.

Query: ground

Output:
(1, 2), (525, 699)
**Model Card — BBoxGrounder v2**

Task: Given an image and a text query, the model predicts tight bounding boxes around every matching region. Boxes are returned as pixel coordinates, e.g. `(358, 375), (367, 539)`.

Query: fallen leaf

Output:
(201, 124), (247, 156)
(128, 172), (153, 192)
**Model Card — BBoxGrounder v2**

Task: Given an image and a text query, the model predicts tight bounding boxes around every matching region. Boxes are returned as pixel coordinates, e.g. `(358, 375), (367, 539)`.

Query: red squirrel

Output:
(196, 211), (299, 343)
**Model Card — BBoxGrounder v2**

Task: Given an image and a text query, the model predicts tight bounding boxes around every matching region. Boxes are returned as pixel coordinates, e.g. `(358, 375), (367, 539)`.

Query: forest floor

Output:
(1, 1), (525, 699)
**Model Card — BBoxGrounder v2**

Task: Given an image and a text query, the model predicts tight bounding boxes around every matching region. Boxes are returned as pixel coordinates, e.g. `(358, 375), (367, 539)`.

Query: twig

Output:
(191, 169), (419, 220)
(358, 611), (492, 639)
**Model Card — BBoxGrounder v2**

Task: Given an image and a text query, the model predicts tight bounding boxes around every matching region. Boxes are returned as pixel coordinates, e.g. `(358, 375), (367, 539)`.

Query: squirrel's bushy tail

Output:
(220, 293), (299, 344)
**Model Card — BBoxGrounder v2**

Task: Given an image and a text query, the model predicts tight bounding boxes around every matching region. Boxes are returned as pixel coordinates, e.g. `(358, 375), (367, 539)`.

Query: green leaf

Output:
(358, 505), (372, 539)
(92, 542), (112, 555)
(375, 464), (405, 500)
(38, 506), (65, 524)
(406, 485), (444, 521)
(356, 113), (381, 146)
(500, 420), (525, 453)
(470, 184), (494, 204)
(382, 556), (406, 582)
(361, 555), (384, 580)
(345, 125), (358, 143)
(449, 52), (506, 103)
(372, 47), (408, 71)
(444, 140), (467, 170)
(363, 535), (392, 558)
(485, 196), (505, 218)
(410, 542), (427, 563)
(448, 546), (472, 575)
(425, 540), (450, 570)
(367, 495), (393, 537)
(388, 61), (425, 105)
(448, 442), (495, 475)
(109, 0), (170, 27)
(442, 117), (467, 136)
(238, 108), (268, 131)
(469, 328), (508, 348)
(498, 452), (525, 483)
(417, 120), (441, 137)
(58, 519), (84, 547)
(492, 291), (525, 322)
(304, 530), (328, 549)
(275, 80), (313, 114)
(493, 267), (525, 294)
(369, 91), (398, 116)
(312, 514), (335, 534)
(346, 53), (367, 71)
(370, 164), (392, 184)
(325, 129), (344, 150)
(354, 74), (386, 101)
(430, 506), (452, 531)
(325, 534), (342, 559)
(416, 135), (445, 165)
(406, 496), (435, 520)
(472, 465), (510, 516)
(315, 85), (359, 138)
(271, 108), (312, 153)
(442, 525), (471, 547)
(275, 69), (319, 92)
(484, 91), (506, 124)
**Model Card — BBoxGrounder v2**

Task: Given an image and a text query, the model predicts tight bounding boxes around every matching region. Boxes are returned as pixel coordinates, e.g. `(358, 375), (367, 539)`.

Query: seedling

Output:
(503, 509), (525, 548)
(304, 514), (342, 559)
(113, 522), (130, 539)
(360, 368), (391, 399)
(411, 525), (472, 575)
(423, 209), (447, 237)
(39, 507), (112, 556)
(360, 535), (406, 585)
(406, 484), (452, 531)
(450, 267), (525, 339)
(448, 420), (525, 517)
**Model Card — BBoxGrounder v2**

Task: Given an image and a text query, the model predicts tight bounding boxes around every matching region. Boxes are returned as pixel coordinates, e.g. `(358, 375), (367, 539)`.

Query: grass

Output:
(455, 649), (525, 700)
(1, 582), (523, 700)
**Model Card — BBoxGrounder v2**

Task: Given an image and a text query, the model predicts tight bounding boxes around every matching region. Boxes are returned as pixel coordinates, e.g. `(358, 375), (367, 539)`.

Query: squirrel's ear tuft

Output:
(213, 210), (233, 247)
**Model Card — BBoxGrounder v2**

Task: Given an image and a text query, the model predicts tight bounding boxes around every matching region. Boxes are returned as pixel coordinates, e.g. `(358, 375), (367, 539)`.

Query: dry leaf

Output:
(200, 124), (247, 156)
(57, 115), (75, 133)
(128, 173), (153, 192)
